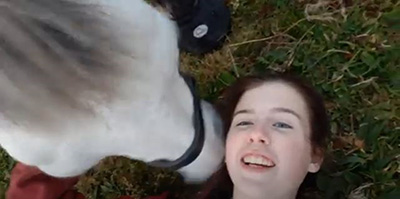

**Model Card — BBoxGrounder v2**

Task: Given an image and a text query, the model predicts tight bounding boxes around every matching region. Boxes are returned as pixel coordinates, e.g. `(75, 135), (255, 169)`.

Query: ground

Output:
(1, 0), (399, 199)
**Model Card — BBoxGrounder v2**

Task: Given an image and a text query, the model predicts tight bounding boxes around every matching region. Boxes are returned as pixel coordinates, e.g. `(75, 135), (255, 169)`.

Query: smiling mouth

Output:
(241, 154), (276, 168)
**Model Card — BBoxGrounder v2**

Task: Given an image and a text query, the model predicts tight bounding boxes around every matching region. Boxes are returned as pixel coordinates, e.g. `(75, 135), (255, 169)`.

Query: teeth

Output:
(243, 155), (275, 167)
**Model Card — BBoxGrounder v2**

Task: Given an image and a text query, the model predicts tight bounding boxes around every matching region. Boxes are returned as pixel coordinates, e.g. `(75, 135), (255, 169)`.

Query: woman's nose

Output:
(248, 127), (270, 144)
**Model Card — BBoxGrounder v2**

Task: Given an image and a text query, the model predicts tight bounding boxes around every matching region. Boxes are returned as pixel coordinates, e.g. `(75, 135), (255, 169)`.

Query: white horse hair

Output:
(0, 0), (225, 183)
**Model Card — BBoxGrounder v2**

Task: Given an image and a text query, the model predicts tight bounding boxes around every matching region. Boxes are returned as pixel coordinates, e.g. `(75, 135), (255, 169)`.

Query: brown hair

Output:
(197, 72), (330, 199)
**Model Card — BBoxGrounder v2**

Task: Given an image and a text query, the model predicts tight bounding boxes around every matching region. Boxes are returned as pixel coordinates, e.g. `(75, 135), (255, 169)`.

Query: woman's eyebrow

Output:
(271, 107), (302, 120)
(233, 109), (254, 117)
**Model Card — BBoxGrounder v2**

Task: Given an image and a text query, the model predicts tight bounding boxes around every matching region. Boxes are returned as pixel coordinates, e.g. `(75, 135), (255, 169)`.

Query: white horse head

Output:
(0, 0), (225, 183)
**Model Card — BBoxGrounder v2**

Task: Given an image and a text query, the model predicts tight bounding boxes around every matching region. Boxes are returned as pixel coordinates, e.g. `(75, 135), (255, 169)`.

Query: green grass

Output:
(0, 150), (15, 199)
(1, 0), (399, 198)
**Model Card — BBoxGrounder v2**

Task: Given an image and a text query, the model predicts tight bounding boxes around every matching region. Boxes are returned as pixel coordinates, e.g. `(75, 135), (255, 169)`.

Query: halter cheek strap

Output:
(148, 73), (205, 170)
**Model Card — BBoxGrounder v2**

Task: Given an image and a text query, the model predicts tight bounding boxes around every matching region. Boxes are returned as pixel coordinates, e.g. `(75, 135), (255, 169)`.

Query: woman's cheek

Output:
(275, 135), (311, 162)
(277, 140), (312, 183)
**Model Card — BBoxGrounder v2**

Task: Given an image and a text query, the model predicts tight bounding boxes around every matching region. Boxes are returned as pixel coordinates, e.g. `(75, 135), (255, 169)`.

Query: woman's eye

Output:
(236, 121), (253, 127)
(273, 122), (293, 129)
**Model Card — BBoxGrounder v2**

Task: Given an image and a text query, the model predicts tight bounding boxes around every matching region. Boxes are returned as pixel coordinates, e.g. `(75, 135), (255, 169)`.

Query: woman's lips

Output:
(240, 153), (276, 172)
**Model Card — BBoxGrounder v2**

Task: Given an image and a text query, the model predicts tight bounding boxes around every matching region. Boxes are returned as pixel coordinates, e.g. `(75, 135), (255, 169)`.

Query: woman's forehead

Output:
(235, 82), (308, 117)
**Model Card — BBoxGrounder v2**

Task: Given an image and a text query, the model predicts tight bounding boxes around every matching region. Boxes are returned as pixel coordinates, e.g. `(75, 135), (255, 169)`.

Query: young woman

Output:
(6, 73), (330, 199)
(197, 73), (330, 199)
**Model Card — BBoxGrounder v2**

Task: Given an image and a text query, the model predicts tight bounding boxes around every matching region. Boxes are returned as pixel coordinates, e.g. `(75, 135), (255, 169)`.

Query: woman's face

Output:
(225, 82), (322, 199)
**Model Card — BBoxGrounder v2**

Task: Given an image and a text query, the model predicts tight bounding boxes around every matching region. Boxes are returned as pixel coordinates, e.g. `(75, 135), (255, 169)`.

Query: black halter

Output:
(148, 73), (205, 170)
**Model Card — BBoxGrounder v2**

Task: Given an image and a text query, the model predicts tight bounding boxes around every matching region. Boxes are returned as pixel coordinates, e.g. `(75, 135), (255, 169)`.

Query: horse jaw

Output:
(176, 100), (225, 183)
(0, 0), (224, 183)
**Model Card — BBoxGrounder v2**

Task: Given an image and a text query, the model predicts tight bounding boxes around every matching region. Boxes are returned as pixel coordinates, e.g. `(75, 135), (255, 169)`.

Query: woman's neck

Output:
(232, 186), (297, 199)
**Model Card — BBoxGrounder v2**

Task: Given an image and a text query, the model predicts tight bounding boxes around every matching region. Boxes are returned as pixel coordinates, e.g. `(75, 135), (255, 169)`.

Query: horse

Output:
(0, 0), (225, 183)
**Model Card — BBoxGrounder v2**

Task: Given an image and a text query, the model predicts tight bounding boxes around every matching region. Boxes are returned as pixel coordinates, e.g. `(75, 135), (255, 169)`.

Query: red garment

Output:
(7, 162), (169, 199)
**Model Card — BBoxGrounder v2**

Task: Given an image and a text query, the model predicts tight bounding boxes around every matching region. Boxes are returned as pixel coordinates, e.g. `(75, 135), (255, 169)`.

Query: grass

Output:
(0, 151), (15, 199)
(1, 0), (399, 198)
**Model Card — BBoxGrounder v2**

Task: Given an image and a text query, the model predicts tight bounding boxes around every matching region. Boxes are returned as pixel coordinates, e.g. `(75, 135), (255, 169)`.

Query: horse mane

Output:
(0, 0), (128, 129)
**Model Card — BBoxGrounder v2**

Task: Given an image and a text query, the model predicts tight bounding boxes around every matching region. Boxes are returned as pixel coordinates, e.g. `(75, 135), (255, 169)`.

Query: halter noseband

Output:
(148, 73), (205, 170)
